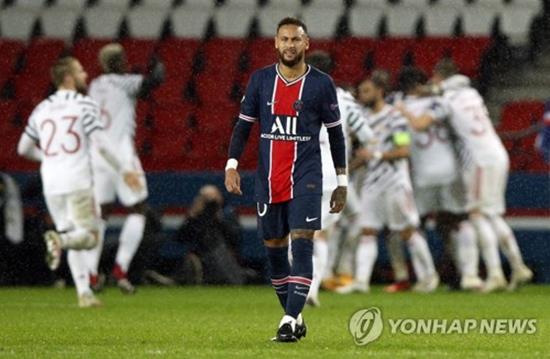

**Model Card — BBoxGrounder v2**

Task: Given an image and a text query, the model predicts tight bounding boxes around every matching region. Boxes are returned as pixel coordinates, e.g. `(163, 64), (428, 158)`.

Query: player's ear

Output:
(274, 35), (278, 49)
(304, 36), (310, 51)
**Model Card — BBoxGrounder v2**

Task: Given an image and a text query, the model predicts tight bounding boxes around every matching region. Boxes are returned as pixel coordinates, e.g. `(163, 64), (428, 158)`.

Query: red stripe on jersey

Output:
(269, 76), (304, 203)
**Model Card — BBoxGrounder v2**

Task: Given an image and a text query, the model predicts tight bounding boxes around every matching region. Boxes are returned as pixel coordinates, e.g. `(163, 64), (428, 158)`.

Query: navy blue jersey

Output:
(240, 64), (341, 204)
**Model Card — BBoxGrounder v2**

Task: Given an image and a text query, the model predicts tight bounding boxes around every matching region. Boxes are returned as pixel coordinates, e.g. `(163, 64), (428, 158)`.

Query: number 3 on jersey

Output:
(40, 116), (81, 157)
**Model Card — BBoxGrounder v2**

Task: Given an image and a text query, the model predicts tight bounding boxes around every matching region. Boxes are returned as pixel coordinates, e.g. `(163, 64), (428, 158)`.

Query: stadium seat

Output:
(171, 7), (212, 38)
(451, 37), (491, 77)
(373, 38), (414, 77)
(308, 0), (346, 8)
(257, 6), (301, 37)
(423, 6), (460, 36)
(214, 5), (256, 38)
(0, 40), (25, 89)
(386, 6), (422, 37)
(40, 6), (80, 40)
(499, 6), (538, 46)
(71, 38), (112, 79)
(9, 0), (48, 10)
(400, 0), (430, 8)
(93, 0), (132, 9)
(157, 38), (200, 80)
(475, 0), (505, 8)
(127, 6), (169, 39)
(246, 38), (276, 71)
(331, 38), (374, 85)
(508, 0), (543, 12)
(202, 39), (246, 76)
(21, 39), (66, 76)
(461, 5), (499, 36)
(412, 38), (453, 75)
(181, 0), (216, 9)
(83, 6), (125, 38)
(140, 0), (176, 9)
(0, 8), (38, 40)
(152, 77), (188, 105)
(348, 6), (384, 37)
(119, 39), (157, 72)
(353, 0), (388, 8)
(54, 0), (89, 10)
(433, 0), (468, 8)
(301, 6), (343, 39)
(194, 73), (237, 105)
(13, 72), (52, 109)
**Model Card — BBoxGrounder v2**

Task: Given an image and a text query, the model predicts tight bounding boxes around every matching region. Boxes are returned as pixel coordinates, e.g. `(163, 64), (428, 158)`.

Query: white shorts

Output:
(359, 183), (420, 231)
(414, 180), (466, 216)
(463, 160), (508, 216)
(321, 185), (361, 229)
(93, 155), (148, 207)
(45, 188), (100, 232)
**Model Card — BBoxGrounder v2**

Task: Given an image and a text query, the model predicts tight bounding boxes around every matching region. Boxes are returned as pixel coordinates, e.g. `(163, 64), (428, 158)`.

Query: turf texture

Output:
(0, 285), (548, 358)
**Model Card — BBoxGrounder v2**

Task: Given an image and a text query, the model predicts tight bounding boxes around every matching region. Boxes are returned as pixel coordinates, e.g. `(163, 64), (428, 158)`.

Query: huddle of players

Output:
(17, 45), (164, 307)
(306, 53), (533, 306)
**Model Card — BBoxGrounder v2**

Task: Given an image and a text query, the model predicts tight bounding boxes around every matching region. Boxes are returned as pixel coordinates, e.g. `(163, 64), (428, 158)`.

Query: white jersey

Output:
(362, 104), (412, 193)
(23, 90), (103, 196)
(441, 75), (508, 167)
(403, 95), (458, 187)
(88, 73), (143, 164)
(320, 88), (373, 190)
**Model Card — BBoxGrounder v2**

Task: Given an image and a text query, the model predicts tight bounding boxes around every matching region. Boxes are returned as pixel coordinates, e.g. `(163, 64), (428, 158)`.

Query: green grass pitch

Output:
(0, 285), (549, 358)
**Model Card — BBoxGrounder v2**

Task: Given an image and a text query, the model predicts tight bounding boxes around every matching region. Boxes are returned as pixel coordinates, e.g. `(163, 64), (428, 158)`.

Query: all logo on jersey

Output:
(260, 115), (311, 142)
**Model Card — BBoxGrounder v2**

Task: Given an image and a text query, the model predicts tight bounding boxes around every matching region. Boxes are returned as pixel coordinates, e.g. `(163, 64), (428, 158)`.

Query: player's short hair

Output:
(369, 69), (391, 96)
(398, 66), (428, 93)
(434, 58), (458, 79)
(305, 50), (333, 74)
(277, 17), (308, 35)
(99, 43), (125, 74)
(51, 57), (77, 87)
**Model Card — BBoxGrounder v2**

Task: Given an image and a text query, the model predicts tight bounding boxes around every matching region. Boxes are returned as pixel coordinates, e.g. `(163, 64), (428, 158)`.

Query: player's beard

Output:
(75, 81), (88, 95)
(278, 48), (304, 68)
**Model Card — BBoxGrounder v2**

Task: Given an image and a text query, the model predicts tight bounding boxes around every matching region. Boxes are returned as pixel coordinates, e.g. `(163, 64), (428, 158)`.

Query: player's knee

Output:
(399, 227), (415, 241)
(291, 229), (315, 240)
(264, 236), (289, 248)
(362, 228), (378, 237)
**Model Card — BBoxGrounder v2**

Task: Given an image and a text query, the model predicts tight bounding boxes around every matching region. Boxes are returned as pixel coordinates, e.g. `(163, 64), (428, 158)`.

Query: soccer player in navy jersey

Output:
(224, 17), (348, 342)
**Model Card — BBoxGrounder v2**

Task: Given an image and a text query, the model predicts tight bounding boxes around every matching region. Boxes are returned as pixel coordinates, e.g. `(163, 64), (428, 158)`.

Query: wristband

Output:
(225, 158), (238, 171)
(373, 151), (383, 160)
(337, 174), (348, 187)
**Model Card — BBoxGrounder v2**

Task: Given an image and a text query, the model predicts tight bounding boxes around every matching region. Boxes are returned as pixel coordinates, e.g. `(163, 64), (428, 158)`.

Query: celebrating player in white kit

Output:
(432, 59), (532, 292)
(17, 57), (141, 307)
(86, 44), (164, 294)
(395, 67), (482, 291)
(305, 51), (373, 306)
(338, 71), (439, 294)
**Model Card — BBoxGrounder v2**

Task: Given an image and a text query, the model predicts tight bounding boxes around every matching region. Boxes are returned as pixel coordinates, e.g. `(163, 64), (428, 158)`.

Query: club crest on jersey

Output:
(293, 100), (304, 112)
(271, 116), (297, 135)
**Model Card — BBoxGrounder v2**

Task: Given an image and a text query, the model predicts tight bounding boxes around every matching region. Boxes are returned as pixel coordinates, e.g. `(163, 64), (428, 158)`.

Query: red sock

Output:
(112, 263), (127, 280)
(90, 274), (98, 286)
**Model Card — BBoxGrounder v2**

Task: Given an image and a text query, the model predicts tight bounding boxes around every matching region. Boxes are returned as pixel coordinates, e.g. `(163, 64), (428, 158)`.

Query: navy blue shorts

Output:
(257, 195), (322, 240)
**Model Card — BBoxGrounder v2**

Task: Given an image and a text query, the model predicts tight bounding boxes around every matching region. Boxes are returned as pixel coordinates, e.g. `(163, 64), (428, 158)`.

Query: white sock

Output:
(115, 214), (146, 272)
(471, 215), (504, 279)
(354, 235), (378, 286)
(60, 228), (96, 250)
(490, 216), (525, 271)
(407, 232), (436, 282)
(83, 220), (105, 276)
(452, 220), (479, 278)
(310, 239), (328, 299)
(388, 233), (409, 282)
(68, 250), (91, 296)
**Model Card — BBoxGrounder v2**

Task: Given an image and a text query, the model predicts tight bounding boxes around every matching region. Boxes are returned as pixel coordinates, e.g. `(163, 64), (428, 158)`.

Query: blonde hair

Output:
(51, 57), (77, 87)
(99, 43), (125, 73)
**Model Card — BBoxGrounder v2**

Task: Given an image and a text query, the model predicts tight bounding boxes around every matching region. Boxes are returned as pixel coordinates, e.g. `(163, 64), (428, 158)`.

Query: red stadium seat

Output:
(0, 100), (27, 171)
(373, 38), (414, 79)
(194, 73), (237, 105)
(247, 38), (277, 73)
(0, 40), (25, 89)
(202, 38), (246, 76)
(72, 38), (112, 79)
(14, 72), (52, 106)
(120, 38), (157, 73)
(332, 37), (375, 85)
(498, 101), (545, 172)
(21, 39), (66, 75)
(411, 37), (454, 76)
(451, 37), (491, 78)
(152, 77), (188, 106)
(157, 38), (200, 80)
